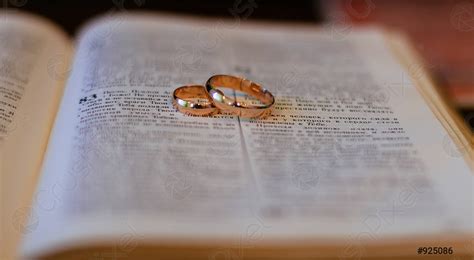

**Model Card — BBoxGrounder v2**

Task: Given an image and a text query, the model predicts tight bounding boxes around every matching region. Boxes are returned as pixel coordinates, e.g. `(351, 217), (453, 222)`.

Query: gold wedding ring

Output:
(205, 75), (274, 118)
(172, 75), (275, 118)
(172, 85), (218, 116)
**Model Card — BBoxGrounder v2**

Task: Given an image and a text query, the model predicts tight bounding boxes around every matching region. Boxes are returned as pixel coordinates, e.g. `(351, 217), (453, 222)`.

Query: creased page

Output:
(0, 12), (71, 259)
(21, 13), (472, 258)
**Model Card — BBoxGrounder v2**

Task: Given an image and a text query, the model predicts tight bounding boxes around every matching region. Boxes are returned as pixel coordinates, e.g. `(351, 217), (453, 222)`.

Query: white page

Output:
(21, 13), (473, 258)
(0, 12), (71, 259)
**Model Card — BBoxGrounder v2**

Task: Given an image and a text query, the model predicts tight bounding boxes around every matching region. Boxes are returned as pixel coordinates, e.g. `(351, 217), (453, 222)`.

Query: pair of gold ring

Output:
(172, 75), (275, 118)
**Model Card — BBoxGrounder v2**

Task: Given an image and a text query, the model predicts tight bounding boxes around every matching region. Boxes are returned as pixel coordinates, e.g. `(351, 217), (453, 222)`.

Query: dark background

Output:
(1, 0), (323, 35)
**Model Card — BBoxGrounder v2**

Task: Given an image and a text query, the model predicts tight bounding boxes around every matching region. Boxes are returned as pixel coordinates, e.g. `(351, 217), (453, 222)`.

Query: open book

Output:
(0, 11), (472, 259)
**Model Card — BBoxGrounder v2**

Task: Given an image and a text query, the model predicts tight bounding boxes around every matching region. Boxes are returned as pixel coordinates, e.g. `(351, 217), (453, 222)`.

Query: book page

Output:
(21, 13), (473, 258)
(0, 12), (72, 259)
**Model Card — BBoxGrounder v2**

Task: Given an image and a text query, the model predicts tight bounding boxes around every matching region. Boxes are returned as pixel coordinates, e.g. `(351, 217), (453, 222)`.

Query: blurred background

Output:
(1, 0), (473, 131)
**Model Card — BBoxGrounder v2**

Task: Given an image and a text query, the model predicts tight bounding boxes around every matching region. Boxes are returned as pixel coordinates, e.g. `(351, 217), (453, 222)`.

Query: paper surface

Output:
(21, 13), (473, 258)
(0, 12), (71, 259)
